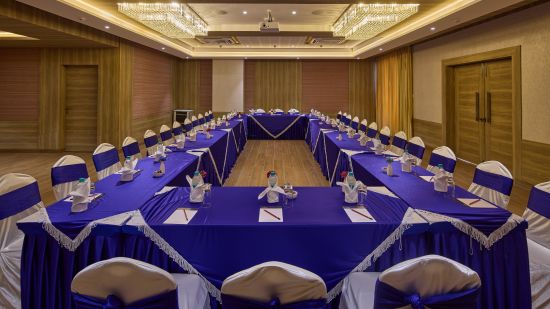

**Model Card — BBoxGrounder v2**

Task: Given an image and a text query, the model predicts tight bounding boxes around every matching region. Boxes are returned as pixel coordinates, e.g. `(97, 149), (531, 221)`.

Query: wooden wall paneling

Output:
(173, 60), (200, 112)
(302, 60), (348, 116)
(412, 118), (443, 148)
(254, 60), (302, 111)
(521, 140), (550, 185)
(349, 60), (375, 121)
(244, 60), (256, 112)
(117, 42), (134, 142)
(199, 60), (212, 114)
(38, 48), (62, 150)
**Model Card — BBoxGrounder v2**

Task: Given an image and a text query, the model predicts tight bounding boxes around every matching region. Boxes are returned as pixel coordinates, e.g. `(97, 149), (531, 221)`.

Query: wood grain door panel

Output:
(64, 65), (98, 152)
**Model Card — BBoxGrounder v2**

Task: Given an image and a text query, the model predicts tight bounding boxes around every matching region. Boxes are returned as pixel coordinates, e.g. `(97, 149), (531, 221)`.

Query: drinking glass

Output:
(202, 185), (212, 208)
(357, 189), (368, 207)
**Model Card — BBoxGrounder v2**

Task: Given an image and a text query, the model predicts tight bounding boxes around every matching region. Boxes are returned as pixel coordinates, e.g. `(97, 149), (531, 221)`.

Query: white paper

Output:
(343, 206), (376, 223)
(420, 176), (434, 182)
(64, 193), (102, 202)
(259, 207), (283, 222)
(164, 208), (198, 224)
(457, 198), (497, 208)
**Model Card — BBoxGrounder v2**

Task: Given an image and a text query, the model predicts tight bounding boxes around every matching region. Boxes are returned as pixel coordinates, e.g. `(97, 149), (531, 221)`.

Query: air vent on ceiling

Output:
(196, 36), (240, 45)
(305, 36), (345, 45)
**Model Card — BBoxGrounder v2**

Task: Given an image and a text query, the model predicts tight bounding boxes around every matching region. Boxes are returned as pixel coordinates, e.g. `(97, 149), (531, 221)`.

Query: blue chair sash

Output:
(144, 135), (158, 149)
(51, 164), (89, 186)
(344, 118), (350, 126)
(199, 117), (206, 125)
(93, 149), (119, 172)
(336, 114), (342, 120)
(192, 120), (199, 127)
(359, 124), (367, 132)
(374, 280), (480, 309)
(72, 289), (178, 309)
(274, 112), (284, 115)
(0, 181), (41, 220)
(367, 128), (377, 138)
(406, 143), (425, 160)
(429, 153), (456, 174)
(473, 168), (513, 196)
(172, 126), (183, 136)
(184, 123), (193, 132)
(160, 130), (172, 142)
(379, 134), (390, 146)
(528, 186), (550, 219)
(351, 122), (359, 130)
(221, 294), (327, 309)
(392, 136), (407, 150)
(122, 142), (140, 158)
(208, 114), (213, 121)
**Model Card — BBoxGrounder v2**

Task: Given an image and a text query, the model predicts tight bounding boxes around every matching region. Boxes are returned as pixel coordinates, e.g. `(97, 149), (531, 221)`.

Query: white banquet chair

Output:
(122, 136), (141, 160)
(366, 122), (378, 139)
(288, 108), (299, 114)
(191, 116), (199, 130)
(208, 110), (214, 122)
(337, 111), (343, 122)
(359, 119), (368, 134)
(389, 131), (407, 156)
(339, 255), (481, 309)
(351, 116), (360, 131)
(255, 108), (266, 113)
(71, 257), (210, 309)
(221, 261), (327, 308)
(274, 108), (284, 113)
(426, 146), (457, 175)
(198, 114), (205, 127)
(143, 130), (158, 156)
(160, 125), (175, 146)
(183, 118), (193, 133)
(468, 161), (513, 209)
(379, 126), (391, 146)
(0, 173), (44, 309)
(522, 182), (550, 308)
(51, 155), (90, 201)
(172, 121), (184, 138)
(406, 136), (426, 165)
(92, 143), (121, 180)
(344, 114), (352, 127)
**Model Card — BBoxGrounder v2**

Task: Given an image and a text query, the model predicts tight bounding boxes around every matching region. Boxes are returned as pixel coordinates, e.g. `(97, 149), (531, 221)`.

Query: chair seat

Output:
(528, 238), (550, 308)
(172, 273), (210, 309)
(339, 272), (380, 309)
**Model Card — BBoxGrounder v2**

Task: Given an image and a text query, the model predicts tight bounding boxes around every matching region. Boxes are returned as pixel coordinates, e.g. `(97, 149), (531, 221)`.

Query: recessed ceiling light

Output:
(291, 11), (297, 15)
(185, 56), (189, 59)
(161, 47), (165, 50)
(245, 57), (248, 59)
(291, 45), (295, 48)
(297, 57), (300, 60)
(356, 57), (360, 60)
(104, 25), (110, 29)
(430, 26), (436, 31)
(379, 48), (383, 51)
(246, 45), (250, 47)
(242, 10), (247, 15)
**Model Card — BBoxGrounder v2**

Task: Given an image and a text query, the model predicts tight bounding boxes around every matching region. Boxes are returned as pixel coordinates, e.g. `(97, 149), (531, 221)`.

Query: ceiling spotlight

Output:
(246, 45), (250, 47)
(379, 48), (383, 51)
(161, 47), (165, 50)
(356, 57), (360, 60)
(245, 57), (248, 59)
(185, 56), (189, 59)
(291, 45), (295, 48)
(104, 25), (110, 29)
(297, 57), (300, 59)
(291, 11), (297, 15)
(242, 10), (247, 15)
(430, 26), (436, 31)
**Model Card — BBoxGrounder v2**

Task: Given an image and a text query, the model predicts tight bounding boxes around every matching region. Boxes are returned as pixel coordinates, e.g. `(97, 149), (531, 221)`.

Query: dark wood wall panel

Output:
(199, 59), (212, 113)
(244, 60), (256, 112)
(302, 60), (349, 116)
(412, 118), (443, 148)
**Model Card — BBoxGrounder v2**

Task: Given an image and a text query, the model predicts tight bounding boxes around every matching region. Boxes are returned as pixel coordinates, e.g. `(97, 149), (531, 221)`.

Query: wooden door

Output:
(64, 65), (98, 152)
(454, 63), (484, 163)
(484, 59), (513, 170)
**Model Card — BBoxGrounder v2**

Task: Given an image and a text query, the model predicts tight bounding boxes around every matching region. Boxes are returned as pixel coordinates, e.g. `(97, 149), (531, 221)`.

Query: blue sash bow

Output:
(144, 135), (158, 149)
(221, 294), (327, 309)
(0, 181), (41, 220)
(93, 149), (119, 172)
(392, 136), (407, 150)
(51, 164), (89, 186)
(184, 123), (193, 132)
(528, 186), (550, 219)
(374, 280), (480, 309)
(160, 130), (173, 142)
(172, 126), (183, 136)
(429, 153), (456, 174)
(379, 134), (390, 146)
(351, 121), (359, 130)
(122, 142), (140, 158)
(367, 128), (377, 138)
(406, 143), (425, 160)
(473, 168), (513, 196)
(72, 289), (178, 309)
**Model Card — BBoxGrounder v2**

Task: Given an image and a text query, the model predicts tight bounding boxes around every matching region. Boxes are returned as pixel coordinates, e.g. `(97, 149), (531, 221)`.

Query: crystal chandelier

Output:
(333, 4), (419, 40)
(117, 3), (207, 38)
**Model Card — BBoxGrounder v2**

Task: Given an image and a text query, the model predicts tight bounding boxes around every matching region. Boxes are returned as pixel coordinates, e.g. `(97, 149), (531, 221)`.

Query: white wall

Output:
(413, 2), (550, 144)
(212, 60), (244, 112)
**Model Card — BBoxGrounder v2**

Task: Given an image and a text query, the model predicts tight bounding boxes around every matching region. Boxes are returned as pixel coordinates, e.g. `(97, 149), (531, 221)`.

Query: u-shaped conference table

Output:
(17, 114), (530, 309)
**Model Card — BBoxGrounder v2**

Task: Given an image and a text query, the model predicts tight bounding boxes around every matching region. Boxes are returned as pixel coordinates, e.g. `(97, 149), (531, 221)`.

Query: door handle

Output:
(475, 92), (480, 121)
(486, 92), (492, 123)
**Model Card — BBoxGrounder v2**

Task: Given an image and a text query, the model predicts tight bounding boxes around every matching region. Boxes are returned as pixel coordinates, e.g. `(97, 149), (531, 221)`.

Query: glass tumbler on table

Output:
(357, 189), (368, 207)
(202, 184), (212, 208)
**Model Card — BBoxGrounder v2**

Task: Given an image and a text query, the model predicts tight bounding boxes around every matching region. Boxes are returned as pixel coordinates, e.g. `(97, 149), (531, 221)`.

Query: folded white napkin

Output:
(186, 175), (205, 203)
(70, 180), (90, 212)
(433, 172), (449, 192)
(258, 186), (286, 204)
(359, 135), (369, 146)
(259, 207), (283, 222)
(175, 135), (186, 149)
(164, 208), (198, 224)
(336, 180), (365, 203)
(343, 206), (376, 223)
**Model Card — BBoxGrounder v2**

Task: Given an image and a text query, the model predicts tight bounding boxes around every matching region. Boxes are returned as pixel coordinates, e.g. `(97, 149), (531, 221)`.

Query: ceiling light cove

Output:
(333, 3), (419, 40)
(117, 2), (208, 38)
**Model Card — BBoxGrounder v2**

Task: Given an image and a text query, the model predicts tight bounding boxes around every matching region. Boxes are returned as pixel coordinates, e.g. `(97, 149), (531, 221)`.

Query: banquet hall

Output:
(0, 0), (549, 308)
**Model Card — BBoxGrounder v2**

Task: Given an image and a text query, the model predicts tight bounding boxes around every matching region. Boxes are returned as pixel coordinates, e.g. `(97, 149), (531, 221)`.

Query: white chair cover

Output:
(468, 161), (513, 209)
(221, 261), (327, 305)
(122, 136), (141, 160)
(71, 257), (210, 309)
(191, 116), (199, 129)
(288, 108), (299, 113)
(51, 155), (90, 201)
(0, 173), (43, 309)
(172, 121), (184, 137)
(92, 143), (121, 180)
(389, 131), (407, 156)
(407, 136), (425, 165)
(426, 146), (457, 175)
(143, 130), (158, 156)
(367, 122), (378, 139)
(198, 114), (205, 126)
(340, 255), (481, 309)
(351, 116), (360, 131)
(160, 125), (175, 146)
(274, 108), (284, 113)
(379, 126), (391, 145)
(256, 108), (266, 113)
(360, 119), (368, 133)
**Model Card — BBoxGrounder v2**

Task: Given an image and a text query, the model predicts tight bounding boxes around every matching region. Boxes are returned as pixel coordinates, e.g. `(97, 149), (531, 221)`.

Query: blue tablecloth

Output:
(247, 114), (307, 140)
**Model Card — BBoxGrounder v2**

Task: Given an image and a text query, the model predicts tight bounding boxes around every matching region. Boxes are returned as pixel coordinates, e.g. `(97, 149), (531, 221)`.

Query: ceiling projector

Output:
(260, 10), (279, 32)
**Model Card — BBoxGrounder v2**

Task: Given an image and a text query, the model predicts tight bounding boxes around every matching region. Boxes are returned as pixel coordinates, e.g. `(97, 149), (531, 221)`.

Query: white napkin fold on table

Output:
(186, 175), (206, 203)
(336, 180), (365, 204)
(70, 180), (91, 212)
(164, 208), (198, 224)
(258, 186), (286, 203)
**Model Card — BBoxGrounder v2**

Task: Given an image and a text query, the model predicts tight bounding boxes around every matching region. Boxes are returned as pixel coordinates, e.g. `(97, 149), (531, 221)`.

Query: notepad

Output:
(164, 208), (198, 224)
(457, 198), (497, 208)
(343, 206), (376, 223)
(259, 207), (283, 222)
(419, 176), (434, 182)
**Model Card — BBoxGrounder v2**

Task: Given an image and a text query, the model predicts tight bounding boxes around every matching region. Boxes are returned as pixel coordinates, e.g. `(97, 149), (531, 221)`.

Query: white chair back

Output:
(427, 146), (457, 174)
(0, 173), (43, 309)
(221, 261), (327, 305)
(367, 122), (378, 139)
(468, 161), (513, 209)
(523, 181), (550, 249)
(172, 121), (184, 138)
(92, 143), (121, 180)
(191, 115), (199, 129)
(122, 136), (141, 160)
(379, 126), (391, 145)
(360, 119), (368, 133)
(160, 124), (174, 146)
(406, 136), (425, 165)
(198, 114), (205, 126)
(71, 257), (177, 305)
(288, 108), (299, 113)
(51, 155), (90, 201)
(390, 131), (407, 155)
(143, 130), (158, 156)
(256, 108), (266, 113)
(274, 108), (284, 113)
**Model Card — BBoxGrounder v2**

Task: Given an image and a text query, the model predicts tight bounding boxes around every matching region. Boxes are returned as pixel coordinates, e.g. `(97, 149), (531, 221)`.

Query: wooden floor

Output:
(0, 140), (530, 215)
